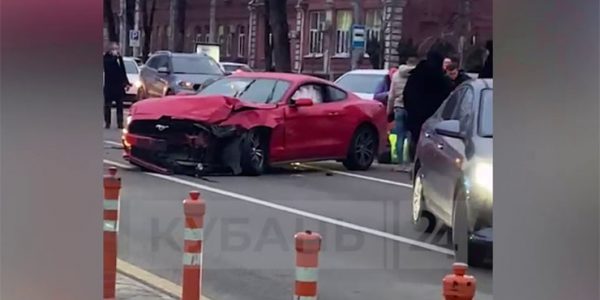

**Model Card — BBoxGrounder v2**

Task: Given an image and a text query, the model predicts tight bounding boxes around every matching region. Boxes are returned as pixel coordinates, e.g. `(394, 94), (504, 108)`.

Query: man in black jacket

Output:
(103, 42), (131, 129)
(403, 49), (454, 161)
(479, 40), (493, 79)
(446, 62), (472, 89)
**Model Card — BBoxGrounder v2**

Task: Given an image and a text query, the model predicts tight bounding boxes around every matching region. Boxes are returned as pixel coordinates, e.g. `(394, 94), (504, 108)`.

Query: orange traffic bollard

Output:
(294, 230), (322, 300)
(443, 262), (476, 300)
(103, 167), (121, 300)
(181, 191), (206, 300)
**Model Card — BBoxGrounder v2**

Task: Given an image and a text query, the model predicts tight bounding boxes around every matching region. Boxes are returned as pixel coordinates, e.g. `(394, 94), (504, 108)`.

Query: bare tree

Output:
(267, 0), (291, 72)
(209, 0), (216, 42)
(140, 0), (158, 60)
(263, 0), (273, 71)
(124, 0), (136, 55)
(104, 0), (119, 42)
(171, 0), (186, 51)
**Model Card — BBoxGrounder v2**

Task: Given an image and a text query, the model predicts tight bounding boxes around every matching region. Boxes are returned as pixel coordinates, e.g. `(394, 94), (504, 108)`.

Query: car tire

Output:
(240, 130), (267, 176)
(343, 126), (377, 171)
(452, 184), (486, 267)
(412, 168), (437, 233)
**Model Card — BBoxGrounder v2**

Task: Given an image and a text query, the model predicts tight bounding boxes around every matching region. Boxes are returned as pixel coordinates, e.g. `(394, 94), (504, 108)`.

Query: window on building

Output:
(218, 25), (225, 53)
(308, 11), (326, 55)
(335, 10), (352, 56)
(365, 9), (383, 47)
(226, 25), (235, 57)
(238, 25), (247, 57)
(204, 25), (211, 43)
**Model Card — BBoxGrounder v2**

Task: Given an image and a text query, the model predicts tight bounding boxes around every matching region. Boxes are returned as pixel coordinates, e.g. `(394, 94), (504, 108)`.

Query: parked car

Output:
(334, 69), (388, 100)
(122, 72), (388, 176)
(123, 57), (142, 103)
(220, 62), (253, 74)
(137, 51), (225, 101)
(411, 79), (493, 266)
(131, 57), (144, 66)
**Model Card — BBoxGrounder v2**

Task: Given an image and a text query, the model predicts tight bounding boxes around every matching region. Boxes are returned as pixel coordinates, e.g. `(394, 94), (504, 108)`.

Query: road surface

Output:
(103, 125), (492, 300)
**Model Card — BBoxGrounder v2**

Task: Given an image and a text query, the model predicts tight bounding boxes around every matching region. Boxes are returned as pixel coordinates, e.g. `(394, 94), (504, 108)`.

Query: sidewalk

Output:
(116, 272), (177, 300)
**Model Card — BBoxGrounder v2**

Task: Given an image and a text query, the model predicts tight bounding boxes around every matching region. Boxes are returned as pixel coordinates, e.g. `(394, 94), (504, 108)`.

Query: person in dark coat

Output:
(403, 50), (454, 161)
(103, 42), (131, 129)
(478, 40), (493, 79)
(446, 62), (472, 89)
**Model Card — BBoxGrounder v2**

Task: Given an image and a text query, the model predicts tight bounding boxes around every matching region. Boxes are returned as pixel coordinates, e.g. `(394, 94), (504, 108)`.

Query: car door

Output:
(140, 56), (159, 96)
(434, 87), (475, 220)
(144, 55), (170, 97)
(282, 83), (340, 161)
(420, 88), (466, 224)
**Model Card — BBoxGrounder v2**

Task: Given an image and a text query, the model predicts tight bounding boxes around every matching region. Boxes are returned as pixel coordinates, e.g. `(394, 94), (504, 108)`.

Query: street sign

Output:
(129, 30), (140, 48)
(351, 24), (366, 49)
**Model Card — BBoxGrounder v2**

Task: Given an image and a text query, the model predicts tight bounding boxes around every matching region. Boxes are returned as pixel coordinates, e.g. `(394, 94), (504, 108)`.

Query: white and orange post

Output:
(103, 167), (121, 299)
(181, 191), (206, 300)
(294, 230), (322, 300)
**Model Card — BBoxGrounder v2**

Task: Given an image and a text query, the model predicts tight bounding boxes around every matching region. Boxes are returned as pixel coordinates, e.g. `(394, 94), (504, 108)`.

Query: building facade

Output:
(105, 0), (492, 77)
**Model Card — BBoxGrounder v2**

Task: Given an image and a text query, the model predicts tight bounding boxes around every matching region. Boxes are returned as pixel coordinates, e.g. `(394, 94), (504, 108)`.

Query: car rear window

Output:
(172, 56), (223, 75)
(478, 89), (493, 137)
(335, 74), (386, 94)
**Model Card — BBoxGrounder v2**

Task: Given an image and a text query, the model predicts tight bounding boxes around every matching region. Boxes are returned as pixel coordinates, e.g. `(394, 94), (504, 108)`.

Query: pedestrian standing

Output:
(103, 42), (131, 129)
(446, 62), (472, 90)
(403, 49), (454, 161)
(478, 40), (493, 79)
(387, 57), (418, 172)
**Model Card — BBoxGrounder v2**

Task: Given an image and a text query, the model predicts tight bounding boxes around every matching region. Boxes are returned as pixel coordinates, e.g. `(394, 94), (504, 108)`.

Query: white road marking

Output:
(103, 140), (413, 188)
(103, 159), (454, 256)
(297, 163), (414, 189)
(104, 140), (122, 147)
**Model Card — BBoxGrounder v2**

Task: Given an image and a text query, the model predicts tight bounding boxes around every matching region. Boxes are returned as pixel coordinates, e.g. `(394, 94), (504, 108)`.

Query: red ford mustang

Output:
(122, 72), (387, 175)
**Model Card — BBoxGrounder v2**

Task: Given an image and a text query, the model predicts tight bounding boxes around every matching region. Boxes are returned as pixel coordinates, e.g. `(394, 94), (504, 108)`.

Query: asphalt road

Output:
(103, 125), (493, 300)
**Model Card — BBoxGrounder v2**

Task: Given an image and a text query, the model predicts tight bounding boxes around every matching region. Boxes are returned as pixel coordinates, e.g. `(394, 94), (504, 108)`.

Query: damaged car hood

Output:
(131, 95), (278, 126)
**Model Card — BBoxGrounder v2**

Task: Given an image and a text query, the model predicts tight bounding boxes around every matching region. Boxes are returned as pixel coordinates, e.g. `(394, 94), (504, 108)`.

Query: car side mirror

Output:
(291, 98), (314, 107)
(434, 120), (464, 139)
(157, 66), (169, 74)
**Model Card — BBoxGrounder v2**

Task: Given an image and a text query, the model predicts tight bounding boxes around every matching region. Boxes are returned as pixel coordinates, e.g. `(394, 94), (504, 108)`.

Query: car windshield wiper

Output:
(234, 79), (256, 98)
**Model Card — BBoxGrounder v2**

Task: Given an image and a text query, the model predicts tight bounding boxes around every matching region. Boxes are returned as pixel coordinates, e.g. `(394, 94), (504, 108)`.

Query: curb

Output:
(117, 259), (213, 300)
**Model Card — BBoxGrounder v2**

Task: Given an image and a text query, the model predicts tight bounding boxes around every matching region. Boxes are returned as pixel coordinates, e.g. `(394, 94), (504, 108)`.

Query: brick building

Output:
(105, 0), (492, 77)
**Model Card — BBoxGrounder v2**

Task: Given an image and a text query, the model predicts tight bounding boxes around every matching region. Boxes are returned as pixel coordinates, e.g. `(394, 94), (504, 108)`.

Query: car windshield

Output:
(335, 73), (386, 94)
(124, 60), (138, 74)
(198, 77), (290, 104)
(172, 56), (223, 75)
(478, 89), (493, 137)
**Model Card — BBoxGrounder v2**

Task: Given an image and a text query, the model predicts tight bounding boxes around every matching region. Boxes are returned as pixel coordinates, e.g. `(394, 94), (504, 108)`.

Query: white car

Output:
(123, 57), (142, 103)
(220, 62), (253, 74)
(334, 69), (388, 100)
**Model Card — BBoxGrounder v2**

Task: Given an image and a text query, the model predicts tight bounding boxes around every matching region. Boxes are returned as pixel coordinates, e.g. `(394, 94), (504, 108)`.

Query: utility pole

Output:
(350, 0), (364, 70)
(209, 0), (217, 42)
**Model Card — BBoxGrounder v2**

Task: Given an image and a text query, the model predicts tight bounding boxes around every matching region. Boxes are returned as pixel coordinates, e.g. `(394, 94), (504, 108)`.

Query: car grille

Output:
(128, 118), (210, 138)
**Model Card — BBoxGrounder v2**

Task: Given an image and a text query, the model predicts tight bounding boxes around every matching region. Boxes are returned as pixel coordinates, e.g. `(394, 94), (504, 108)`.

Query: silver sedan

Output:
(412, 79), (493, 266)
